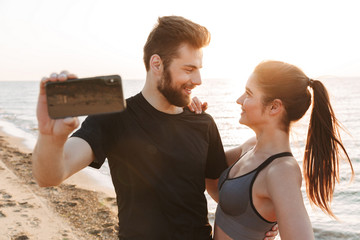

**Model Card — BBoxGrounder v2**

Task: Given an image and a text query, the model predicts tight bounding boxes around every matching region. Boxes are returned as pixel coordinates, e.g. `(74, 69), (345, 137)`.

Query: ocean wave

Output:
(0, 120), (36, 149)
(314, 227), (360, 240)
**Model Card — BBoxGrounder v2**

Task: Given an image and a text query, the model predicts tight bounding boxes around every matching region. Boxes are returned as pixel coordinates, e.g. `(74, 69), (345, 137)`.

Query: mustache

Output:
(183, 83), (196, 89)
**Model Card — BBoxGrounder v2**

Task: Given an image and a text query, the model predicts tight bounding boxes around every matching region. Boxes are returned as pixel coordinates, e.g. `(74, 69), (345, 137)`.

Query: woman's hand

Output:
(188, 96), (208, 114)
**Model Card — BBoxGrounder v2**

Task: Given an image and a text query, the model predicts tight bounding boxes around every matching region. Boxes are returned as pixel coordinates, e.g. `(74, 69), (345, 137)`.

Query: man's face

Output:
(157, 44), (203, 107)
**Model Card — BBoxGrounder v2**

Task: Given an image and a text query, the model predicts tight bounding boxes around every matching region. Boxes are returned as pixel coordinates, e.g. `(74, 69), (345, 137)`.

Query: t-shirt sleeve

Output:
(205, 117), (228, 179)
(71, 115), (108, 169)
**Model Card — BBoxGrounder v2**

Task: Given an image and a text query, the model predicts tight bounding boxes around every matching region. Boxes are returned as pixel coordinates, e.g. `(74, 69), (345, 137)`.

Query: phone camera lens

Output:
(105, 77), (117, 85)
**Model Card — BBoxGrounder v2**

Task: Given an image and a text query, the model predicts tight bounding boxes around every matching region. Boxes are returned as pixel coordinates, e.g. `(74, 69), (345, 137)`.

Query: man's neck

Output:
(141, 83), (184, 114)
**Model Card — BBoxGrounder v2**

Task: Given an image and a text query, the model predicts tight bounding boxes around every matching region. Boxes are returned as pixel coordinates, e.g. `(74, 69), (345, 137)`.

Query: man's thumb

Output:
(62, 117), (79, 129)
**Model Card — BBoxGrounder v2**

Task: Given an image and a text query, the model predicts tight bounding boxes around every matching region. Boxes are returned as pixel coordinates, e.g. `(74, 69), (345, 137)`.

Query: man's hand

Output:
(188, 96), (208, 114)
(37, 71), (79, 142)
(33, 70), (95, 187)
(264, 224), (279, 240)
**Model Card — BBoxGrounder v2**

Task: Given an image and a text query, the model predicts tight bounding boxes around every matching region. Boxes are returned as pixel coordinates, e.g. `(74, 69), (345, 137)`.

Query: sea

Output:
(0, 77), (359, 239)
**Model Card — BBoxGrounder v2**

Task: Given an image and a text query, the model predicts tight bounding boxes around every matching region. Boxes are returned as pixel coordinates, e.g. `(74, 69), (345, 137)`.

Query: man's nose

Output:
(191, 70), (202, 85)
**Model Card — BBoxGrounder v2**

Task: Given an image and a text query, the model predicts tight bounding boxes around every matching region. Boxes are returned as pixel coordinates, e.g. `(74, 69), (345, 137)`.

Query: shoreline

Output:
(0, 130), (119, 239)
(0, 125), (117, 198)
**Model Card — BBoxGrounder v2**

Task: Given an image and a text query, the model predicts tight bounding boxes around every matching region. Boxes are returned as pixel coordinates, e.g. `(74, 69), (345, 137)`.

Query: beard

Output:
(157, 68), (192, 107)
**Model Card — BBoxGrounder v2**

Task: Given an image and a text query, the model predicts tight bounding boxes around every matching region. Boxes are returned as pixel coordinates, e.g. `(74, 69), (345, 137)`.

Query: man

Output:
(33, 16), (278, 240)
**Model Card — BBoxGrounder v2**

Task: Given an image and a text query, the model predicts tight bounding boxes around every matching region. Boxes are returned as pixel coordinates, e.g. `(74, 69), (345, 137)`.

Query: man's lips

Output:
(184, 86), (195, 95)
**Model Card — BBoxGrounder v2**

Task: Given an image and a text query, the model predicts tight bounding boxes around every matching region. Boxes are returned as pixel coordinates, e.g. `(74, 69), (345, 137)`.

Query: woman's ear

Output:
(149, 54), (163, 74)
(269, 99), (283, 116)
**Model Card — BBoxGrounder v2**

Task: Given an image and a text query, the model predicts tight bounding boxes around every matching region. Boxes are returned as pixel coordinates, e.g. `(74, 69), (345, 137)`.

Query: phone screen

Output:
(46, 75), (126, 119)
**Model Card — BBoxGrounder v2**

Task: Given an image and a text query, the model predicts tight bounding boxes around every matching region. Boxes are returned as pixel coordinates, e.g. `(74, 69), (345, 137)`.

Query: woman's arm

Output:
(266, 158), (314, 240)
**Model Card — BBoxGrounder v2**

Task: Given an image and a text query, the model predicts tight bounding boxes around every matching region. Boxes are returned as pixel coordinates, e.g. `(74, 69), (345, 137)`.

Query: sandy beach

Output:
(0, 131), (119, 240)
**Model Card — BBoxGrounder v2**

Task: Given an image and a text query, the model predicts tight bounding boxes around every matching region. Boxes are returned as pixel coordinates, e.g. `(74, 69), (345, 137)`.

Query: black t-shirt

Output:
(72, 93), (227, 240)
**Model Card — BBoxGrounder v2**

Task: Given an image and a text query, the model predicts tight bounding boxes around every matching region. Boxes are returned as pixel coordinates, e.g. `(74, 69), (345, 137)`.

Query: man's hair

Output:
(143, 16), (211, 71)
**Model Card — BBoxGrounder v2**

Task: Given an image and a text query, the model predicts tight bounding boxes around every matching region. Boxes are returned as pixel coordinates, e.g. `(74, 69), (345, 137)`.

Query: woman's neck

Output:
(253, 127), (291, 155)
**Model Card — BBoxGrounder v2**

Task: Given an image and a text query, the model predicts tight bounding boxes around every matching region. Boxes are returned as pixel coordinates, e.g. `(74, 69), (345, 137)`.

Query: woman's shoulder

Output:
(266, 155), (302, 186)
(225, 137), (256, 165)
(242, 137), (257, 152)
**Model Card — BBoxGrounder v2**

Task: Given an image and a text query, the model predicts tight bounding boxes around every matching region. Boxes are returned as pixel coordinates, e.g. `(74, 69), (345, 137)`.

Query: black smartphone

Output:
(45, 75), (126, 119)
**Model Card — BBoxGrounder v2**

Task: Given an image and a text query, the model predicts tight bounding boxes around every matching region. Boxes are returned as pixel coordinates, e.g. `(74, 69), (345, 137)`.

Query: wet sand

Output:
(0, 132), (119, 239)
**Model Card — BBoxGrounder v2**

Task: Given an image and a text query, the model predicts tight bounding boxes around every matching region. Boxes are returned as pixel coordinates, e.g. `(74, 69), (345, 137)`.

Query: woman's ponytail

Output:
(304, 79), (354, 218)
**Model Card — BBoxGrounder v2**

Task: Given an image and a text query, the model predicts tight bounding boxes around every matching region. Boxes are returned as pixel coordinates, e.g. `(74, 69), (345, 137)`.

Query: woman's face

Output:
(236, 74), (268, 129)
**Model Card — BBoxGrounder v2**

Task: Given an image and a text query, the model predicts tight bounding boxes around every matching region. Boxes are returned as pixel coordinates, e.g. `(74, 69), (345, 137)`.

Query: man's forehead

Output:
(175, 44), (203, 67)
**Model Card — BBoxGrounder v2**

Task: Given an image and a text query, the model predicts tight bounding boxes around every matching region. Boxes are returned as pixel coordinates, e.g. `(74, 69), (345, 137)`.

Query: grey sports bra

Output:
(215, 152), (293, 240)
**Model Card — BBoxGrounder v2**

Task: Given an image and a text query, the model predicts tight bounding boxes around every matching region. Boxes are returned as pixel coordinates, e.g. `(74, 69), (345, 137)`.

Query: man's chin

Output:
(175, 100), (190, 108)
(161, 89), (191, 107)
(182, 97), (191, 107)
(171, 97), (190, 108)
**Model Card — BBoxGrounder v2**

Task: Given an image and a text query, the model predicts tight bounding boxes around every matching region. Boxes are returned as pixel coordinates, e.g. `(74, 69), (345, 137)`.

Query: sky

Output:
(1, 0), (360, 82)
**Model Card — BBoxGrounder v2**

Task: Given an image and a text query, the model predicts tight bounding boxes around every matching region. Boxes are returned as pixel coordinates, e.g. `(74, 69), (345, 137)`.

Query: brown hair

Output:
(143, 16), (211, 71)
(253, 60), (354, 218)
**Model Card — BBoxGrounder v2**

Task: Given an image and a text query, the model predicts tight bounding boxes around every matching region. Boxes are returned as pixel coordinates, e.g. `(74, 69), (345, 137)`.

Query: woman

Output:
(191, 60), (354, 240)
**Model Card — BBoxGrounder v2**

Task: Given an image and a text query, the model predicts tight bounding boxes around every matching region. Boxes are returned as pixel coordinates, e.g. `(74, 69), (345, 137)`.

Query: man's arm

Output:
(205, 178), (219, 203)
(32, 71), (94, 187)
(32, 136), (94, 186)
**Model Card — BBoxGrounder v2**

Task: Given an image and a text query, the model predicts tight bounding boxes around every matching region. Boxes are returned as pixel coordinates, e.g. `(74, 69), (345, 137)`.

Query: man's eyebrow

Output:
(183, 64), (201, 69)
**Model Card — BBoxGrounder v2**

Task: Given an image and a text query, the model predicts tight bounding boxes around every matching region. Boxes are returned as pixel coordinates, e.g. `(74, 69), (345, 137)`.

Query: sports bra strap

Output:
(256, 152), (293, 173)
